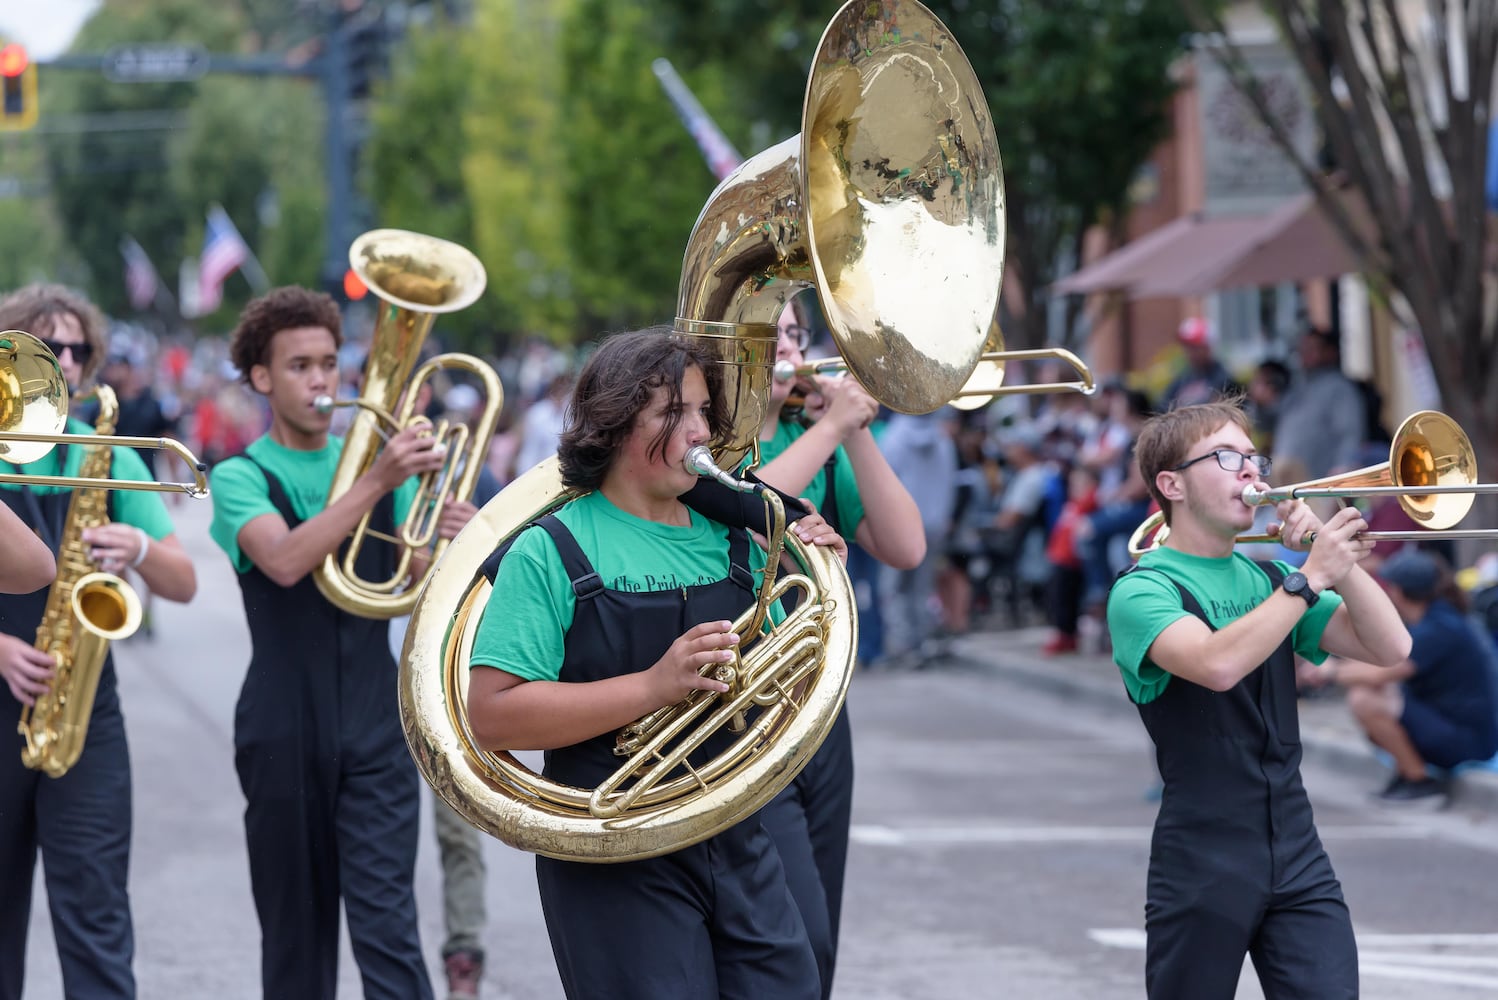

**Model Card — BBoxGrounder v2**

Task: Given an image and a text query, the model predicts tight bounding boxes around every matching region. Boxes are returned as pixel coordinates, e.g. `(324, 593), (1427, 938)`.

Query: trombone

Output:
(772, 320), (1093, 410)
(0, 331), (209, 496)
(1129, 409), (1498, 557)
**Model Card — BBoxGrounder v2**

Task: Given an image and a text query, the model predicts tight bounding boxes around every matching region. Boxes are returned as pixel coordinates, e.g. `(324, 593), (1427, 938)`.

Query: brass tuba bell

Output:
(400, 0), (1005, 862)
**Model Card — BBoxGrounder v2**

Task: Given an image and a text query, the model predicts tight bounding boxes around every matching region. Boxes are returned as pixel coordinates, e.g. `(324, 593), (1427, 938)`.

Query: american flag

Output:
(119, 235), (159, 311)
(197, 204), (250, 314)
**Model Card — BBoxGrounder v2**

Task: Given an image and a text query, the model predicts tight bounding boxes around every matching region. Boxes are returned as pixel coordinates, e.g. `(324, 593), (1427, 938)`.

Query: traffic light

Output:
(0, 43), (37, 131)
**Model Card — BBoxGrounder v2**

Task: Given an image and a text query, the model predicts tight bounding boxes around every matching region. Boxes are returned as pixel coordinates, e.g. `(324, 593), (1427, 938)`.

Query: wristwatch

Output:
(1282, 571), (1319, 608)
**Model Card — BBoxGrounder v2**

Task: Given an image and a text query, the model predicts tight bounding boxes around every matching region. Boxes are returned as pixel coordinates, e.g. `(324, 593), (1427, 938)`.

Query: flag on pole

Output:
(179, 256), (202, 320)
(119, 235), (160, 311)
(197, 204), (252, 314)
(651, 58), (743, 182)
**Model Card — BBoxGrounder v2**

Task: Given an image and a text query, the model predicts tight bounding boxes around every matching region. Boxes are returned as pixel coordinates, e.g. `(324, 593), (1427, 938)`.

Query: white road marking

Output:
(1090, 929), (1498, 990)
(852, 823), (1434, 846)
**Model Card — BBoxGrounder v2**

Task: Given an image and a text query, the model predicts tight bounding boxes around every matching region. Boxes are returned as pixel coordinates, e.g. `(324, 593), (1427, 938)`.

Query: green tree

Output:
(40, 0), (325, 325)
(558, 0), (754, 332)
(457, 0), (574, 345)
(651, 1), (1190, 352)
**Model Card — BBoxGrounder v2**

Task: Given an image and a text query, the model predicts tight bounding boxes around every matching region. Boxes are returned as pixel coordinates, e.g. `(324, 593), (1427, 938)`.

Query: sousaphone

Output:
(400, 0), (1005, 861)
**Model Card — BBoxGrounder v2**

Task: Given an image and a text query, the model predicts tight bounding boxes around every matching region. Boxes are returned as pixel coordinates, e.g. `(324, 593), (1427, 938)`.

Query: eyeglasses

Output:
(39, 339), (94, 365)
(1171, 449), (1271, 476)
(778, 324), (813, 353)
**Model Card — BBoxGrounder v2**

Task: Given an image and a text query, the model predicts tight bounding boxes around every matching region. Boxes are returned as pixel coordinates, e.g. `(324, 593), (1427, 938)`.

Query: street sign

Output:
(102, 44), (209, 84)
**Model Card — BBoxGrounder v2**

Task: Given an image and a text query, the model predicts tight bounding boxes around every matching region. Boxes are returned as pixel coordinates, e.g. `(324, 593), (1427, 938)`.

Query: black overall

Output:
(524, 515), (819, 1000)
(0, 483), (134, 999)
(752, 455), (853, 1000)
(227, 460), (431, 1000)
(1122, 562), (1357, 1000)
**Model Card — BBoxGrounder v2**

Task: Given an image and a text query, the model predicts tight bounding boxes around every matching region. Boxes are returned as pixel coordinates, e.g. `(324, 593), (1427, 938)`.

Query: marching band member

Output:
(1106, 399), (1410, 999)
(0, 284), (197, 1000)
(209, 286), (475, 1000)
(466, 327), (844, 999)
(749, 296), (924, 998)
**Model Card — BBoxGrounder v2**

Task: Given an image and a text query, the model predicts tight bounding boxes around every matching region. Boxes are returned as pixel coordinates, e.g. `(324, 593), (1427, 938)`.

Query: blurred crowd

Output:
(94, 311), (1498, 680)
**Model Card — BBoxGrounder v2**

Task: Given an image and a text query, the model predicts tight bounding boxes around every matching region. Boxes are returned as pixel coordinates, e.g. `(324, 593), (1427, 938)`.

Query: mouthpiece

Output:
(772, 360), (798, 383)
(313, 395), (336, 415)
(684, 445), (759, 494)
(1241, 484), (1271, 505)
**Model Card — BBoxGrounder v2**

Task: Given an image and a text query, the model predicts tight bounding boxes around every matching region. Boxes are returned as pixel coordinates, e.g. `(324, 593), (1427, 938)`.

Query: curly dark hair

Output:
(558, 327), (729, 491)
(229, 286), (343, 380)
(0, 283), (109, 384)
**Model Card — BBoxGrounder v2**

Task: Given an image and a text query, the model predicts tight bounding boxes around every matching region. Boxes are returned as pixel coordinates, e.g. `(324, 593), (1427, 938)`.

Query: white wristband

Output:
(129, 527), (150, 569)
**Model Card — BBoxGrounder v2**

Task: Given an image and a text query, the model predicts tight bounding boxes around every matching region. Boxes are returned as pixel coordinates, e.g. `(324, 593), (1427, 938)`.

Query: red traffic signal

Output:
(0, 44), (27, 78)
(0, 44), (37, 131)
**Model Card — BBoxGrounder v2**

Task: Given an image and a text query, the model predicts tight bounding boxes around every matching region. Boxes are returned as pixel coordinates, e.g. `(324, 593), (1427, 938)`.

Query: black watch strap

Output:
(1282, 571), (1319, 608)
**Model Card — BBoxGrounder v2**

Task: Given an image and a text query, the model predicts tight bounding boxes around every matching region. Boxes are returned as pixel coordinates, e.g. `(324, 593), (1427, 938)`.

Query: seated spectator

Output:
(1315, 549), (1498, 803)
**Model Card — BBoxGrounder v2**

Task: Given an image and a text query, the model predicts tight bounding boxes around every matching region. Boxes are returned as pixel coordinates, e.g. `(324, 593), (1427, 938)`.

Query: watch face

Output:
(1284, 572), (1307, 592)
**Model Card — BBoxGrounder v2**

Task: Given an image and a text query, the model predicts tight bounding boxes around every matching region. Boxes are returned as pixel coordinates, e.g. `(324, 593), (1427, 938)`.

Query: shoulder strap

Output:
(726, 524), (755, 593)
(1112, 562), (1208, 624)
(232, 454), (295, 523)
(819, 452), (841, 535)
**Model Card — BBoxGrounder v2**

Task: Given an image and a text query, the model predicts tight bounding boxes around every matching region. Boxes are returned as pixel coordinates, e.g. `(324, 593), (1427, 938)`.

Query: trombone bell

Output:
(0, 330), (71, 465)
(0, 331), (209, 495)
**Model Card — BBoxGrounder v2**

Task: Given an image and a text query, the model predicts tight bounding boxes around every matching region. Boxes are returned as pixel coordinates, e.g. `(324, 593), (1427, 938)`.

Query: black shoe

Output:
(1376, 775), (1449, 804)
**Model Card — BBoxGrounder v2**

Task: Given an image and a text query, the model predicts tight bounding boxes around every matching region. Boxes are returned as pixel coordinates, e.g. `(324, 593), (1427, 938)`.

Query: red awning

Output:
(1051, 193), (1368, 300)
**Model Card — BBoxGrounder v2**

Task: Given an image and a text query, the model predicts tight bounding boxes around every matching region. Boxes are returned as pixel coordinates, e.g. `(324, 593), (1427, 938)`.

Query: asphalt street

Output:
(19, 497), (1498, 999)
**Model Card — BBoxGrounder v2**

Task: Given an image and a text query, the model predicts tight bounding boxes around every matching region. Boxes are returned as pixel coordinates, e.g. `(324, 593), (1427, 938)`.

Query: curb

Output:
(945, 632), (1498, 815)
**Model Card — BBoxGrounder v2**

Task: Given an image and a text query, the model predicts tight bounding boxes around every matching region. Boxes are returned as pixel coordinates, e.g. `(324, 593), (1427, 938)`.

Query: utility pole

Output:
(41, 2), (398, 302)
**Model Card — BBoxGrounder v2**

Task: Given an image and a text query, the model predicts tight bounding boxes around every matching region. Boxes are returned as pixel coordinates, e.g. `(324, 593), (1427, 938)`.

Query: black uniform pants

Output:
(0, 695), (133, 1000)
(1146, 841), (1358, 1000)
(758, 705), (853, 1000)
(536, 823), (819, 1000)
(235, 715), (430, 1000)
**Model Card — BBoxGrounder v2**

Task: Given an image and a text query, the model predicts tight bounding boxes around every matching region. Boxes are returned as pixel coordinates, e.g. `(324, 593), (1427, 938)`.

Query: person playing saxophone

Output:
(0, 283), (197, 1000)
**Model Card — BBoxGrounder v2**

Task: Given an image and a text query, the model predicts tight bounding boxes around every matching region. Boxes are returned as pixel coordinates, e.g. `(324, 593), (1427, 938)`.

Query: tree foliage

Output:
(1180, 0), (1498, 505)
(364, 0), (1186, 351)
(647, 0), (1190, 351)
(36, 0), (325, 327)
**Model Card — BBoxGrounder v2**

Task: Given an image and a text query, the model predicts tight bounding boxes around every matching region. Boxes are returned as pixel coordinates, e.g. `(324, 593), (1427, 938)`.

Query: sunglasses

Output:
(1171, 449), (1272, 476)
(39, 338), (94, 365)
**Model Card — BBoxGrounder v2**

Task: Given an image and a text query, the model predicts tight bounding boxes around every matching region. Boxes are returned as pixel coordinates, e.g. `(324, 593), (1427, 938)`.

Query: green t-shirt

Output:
(0, 417), (175, 539)
(469, 490), (778, 682)
(752, 419), (866, 538)
(208, 434), (418, 574)
(1107, 547), (1341, 704)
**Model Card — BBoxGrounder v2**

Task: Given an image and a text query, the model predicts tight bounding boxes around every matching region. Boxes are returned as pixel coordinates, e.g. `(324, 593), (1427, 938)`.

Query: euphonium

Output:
(401, 0), (1005, 862)
(312, 229), (503, 619)
(19, 385), (143, 778)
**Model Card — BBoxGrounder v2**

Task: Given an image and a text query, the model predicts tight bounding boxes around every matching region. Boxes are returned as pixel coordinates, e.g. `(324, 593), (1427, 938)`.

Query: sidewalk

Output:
(941, 623), (1498, 813)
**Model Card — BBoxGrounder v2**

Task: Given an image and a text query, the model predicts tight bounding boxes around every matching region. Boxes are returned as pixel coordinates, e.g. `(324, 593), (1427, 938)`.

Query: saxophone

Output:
(18, 385), (143, 778)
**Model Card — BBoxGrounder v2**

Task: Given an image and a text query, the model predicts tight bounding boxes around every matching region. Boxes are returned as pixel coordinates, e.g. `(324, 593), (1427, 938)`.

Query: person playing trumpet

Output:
(467, 327), (847, 1000)
(209, 286), (477, 1000)
(0, 283), (198, 1000)
(1106, 399), (1410, 1000)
